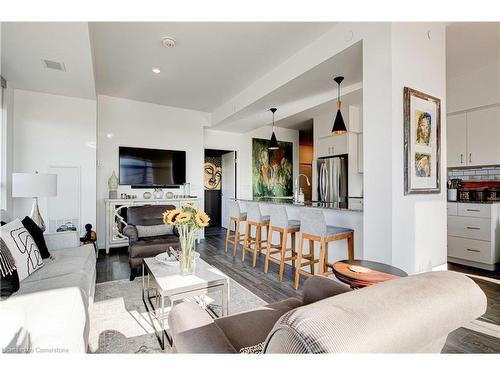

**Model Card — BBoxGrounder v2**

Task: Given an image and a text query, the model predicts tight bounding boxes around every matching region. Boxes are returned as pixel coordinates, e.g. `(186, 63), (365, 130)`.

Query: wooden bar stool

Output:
(242, 203), (270, 267)
(224, 200), (247, 257)
(264, 206), (300, 282)
(294, 209), (354, 289)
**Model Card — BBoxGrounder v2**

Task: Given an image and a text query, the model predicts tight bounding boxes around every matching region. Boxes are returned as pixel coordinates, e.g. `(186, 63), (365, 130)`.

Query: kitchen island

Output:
(237, 198), (363, 269)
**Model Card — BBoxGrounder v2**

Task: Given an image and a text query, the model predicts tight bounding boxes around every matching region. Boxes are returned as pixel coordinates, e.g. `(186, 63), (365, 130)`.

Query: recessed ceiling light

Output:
(152, 67), (161, 74)
(162, 36), (176, 48)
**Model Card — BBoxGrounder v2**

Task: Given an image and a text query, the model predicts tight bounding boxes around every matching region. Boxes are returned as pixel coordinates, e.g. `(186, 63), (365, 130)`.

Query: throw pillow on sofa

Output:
(0, 236), (20, 299)
(21, 216), (51, 259)
(136, 224), (173, 238)
(0, 219), (44, 281)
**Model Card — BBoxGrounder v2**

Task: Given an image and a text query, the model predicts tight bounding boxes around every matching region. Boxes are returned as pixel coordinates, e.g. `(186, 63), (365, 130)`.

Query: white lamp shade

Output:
(12, 173), (58, 198)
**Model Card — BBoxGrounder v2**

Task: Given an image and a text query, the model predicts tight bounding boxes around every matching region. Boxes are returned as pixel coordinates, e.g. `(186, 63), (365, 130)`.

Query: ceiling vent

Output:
(42, 59), (66, 72)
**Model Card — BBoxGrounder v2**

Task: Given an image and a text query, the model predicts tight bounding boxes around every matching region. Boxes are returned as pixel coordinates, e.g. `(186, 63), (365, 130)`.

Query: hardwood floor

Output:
(96, 226), (500, 353)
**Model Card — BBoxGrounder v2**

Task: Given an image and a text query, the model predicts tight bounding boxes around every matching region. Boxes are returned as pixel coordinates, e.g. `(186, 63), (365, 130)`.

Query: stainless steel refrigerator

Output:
(317, 155), (348, 206)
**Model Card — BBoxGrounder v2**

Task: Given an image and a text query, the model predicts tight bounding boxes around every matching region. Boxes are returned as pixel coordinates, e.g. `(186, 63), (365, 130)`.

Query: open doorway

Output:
(299, 124), (314, 202)
(204, 149), (237, 235)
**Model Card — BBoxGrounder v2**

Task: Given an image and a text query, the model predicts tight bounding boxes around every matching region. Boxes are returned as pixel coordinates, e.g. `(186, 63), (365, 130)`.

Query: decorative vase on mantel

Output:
(163, 204), (210, 276)
(153, 188), (164, 199)
(108, 171), (118, 199)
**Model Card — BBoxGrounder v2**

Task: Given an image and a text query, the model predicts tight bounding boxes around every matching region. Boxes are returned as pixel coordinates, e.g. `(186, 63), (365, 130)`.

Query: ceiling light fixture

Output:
(331, 76), (348, 135)
(162, 36), (176, 48)
(152, 67), (161, 74)
(268, 108), (279, 150)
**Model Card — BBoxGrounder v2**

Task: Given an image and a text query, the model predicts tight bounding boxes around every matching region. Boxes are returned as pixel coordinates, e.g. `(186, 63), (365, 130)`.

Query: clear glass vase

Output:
(179, 226), (196, 276)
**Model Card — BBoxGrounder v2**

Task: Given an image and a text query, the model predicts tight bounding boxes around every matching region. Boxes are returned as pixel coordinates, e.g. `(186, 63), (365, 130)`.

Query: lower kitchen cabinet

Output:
(447, 202), (500, 270)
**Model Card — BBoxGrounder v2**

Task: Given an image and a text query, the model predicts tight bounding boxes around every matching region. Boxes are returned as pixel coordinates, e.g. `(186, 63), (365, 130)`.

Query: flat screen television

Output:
(119, 146), (186, 187)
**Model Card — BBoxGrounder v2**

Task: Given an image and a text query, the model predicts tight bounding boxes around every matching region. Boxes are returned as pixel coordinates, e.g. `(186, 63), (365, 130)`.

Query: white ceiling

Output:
(446, 22), (500, 79)
(211, 41), (363, 132)
(275, 88), (363, 131)
(89, 22), (335, 112)
(1, 22), (96, 99)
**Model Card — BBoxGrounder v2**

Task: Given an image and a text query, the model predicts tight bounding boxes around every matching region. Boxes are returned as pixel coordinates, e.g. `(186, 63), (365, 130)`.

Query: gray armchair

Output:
(168, 271), (486, 353)
(123, 205), (180, 280)
(168, 275), (351, 353)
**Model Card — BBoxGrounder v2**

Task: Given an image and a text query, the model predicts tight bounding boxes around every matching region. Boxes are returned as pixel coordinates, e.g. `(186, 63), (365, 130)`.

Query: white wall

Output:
(96, 95), (210, 248)
(1, 86), (14, 216)
(12, 89), (97, 231)
(446, 23), (500, 113)
(0, 21), (4, 212)
(390, 23), (447, 273)
(204, 125), (300, 200)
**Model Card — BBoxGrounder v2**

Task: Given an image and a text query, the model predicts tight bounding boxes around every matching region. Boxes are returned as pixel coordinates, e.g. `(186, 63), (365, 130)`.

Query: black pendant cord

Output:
(337, 81), (341, 105)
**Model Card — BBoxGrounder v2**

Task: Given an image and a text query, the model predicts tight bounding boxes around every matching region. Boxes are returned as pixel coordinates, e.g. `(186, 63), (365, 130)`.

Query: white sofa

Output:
(0, 231), (96, 353)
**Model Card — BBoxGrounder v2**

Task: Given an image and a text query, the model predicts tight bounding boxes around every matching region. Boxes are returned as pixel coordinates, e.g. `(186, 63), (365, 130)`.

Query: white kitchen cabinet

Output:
(316, 133), (348, 158)
(348, 197), (363, 210)
(357, 133), (363, 173)
(447, 202), (458, 216)
(447, 202), (500, 271)
(466, 106), (500, 166)
(348, 105), (362, 133)
(447, 107), (500, 167)
(348, 133), (363, 197)
(446, 113), (467, 167)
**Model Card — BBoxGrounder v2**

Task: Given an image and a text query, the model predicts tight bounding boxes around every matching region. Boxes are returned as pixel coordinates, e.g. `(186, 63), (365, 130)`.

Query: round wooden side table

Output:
(331, 259), (407, 289)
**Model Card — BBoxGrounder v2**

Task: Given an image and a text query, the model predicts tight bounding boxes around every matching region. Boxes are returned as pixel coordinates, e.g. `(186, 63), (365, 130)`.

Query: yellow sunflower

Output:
(195, 211), (210, 227)
(176, 212), (191, 224)
(163, 209), (182, 225)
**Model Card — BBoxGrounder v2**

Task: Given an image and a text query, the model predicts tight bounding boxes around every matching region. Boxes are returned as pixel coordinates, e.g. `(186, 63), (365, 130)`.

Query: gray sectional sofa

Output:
(0, 231), (96, 353)
(169, 271), (487, 353)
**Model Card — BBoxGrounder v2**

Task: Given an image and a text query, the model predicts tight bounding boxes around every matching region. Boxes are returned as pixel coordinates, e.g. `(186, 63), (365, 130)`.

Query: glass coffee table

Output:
(142, 257), (230, 349)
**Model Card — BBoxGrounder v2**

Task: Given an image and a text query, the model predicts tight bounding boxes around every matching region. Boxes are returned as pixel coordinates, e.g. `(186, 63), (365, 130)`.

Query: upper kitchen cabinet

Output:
(447, 113), (467, 167)
(316, 133), (348, 157)
(315, 104), (362, 158)
(447, 106), (500, 167)
(466, 106), (500, 166)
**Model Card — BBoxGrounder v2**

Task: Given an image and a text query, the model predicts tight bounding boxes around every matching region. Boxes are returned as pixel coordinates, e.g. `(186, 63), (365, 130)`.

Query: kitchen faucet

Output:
(294, 174), (311, 203)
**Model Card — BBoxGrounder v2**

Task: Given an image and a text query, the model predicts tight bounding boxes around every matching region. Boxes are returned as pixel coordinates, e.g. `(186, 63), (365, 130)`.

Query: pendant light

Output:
(268, 107), (279, 150)
(331, 76), (347, 135)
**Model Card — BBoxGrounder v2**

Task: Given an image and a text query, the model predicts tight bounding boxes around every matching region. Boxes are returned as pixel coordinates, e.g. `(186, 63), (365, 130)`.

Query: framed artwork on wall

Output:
(252, 138), (293, 198)
(204, 156), (222, 190)
(404, 87), (441, 195)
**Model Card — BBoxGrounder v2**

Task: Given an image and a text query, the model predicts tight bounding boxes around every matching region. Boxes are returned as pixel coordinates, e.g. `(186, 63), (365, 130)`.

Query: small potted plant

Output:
(163, 204), (210, 275)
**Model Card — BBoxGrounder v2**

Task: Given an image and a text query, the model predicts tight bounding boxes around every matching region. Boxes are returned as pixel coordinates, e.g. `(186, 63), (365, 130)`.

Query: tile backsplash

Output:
(448, 166), (500, 181)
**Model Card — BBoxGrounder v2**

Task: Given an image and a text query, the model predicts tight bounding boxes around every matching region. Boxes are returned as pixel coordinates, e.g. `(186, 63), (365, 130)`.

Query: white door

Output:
(221, 151), (236, 229)
(47, 166), (81, 233)
(466, 107), (500, 166)
(447, 113), (467, 168)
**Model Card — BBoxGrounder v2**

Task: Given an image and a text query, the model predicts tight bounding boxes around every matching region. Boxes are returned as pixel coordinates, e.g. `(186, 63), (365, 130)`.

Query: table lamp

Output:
(12, 172), (57, 232)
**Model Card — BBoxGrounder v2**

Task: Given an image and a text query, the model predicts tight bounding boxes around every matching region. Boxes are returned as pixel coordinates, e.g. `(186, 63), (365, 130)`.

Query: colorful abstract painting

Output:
(252, 138), (293, 198)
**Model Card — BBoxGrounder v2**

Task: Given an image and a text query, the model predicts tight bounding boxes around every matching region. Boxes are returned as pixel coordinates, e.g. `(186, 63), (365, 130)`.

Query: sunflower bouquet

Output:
(163, 204), (210, 275)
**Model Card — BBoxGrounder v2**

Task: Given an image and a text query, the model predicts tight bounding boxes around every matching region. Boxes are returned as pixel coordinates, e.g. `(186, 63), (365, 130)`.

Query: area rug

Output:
(89, 276), (267, 353)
